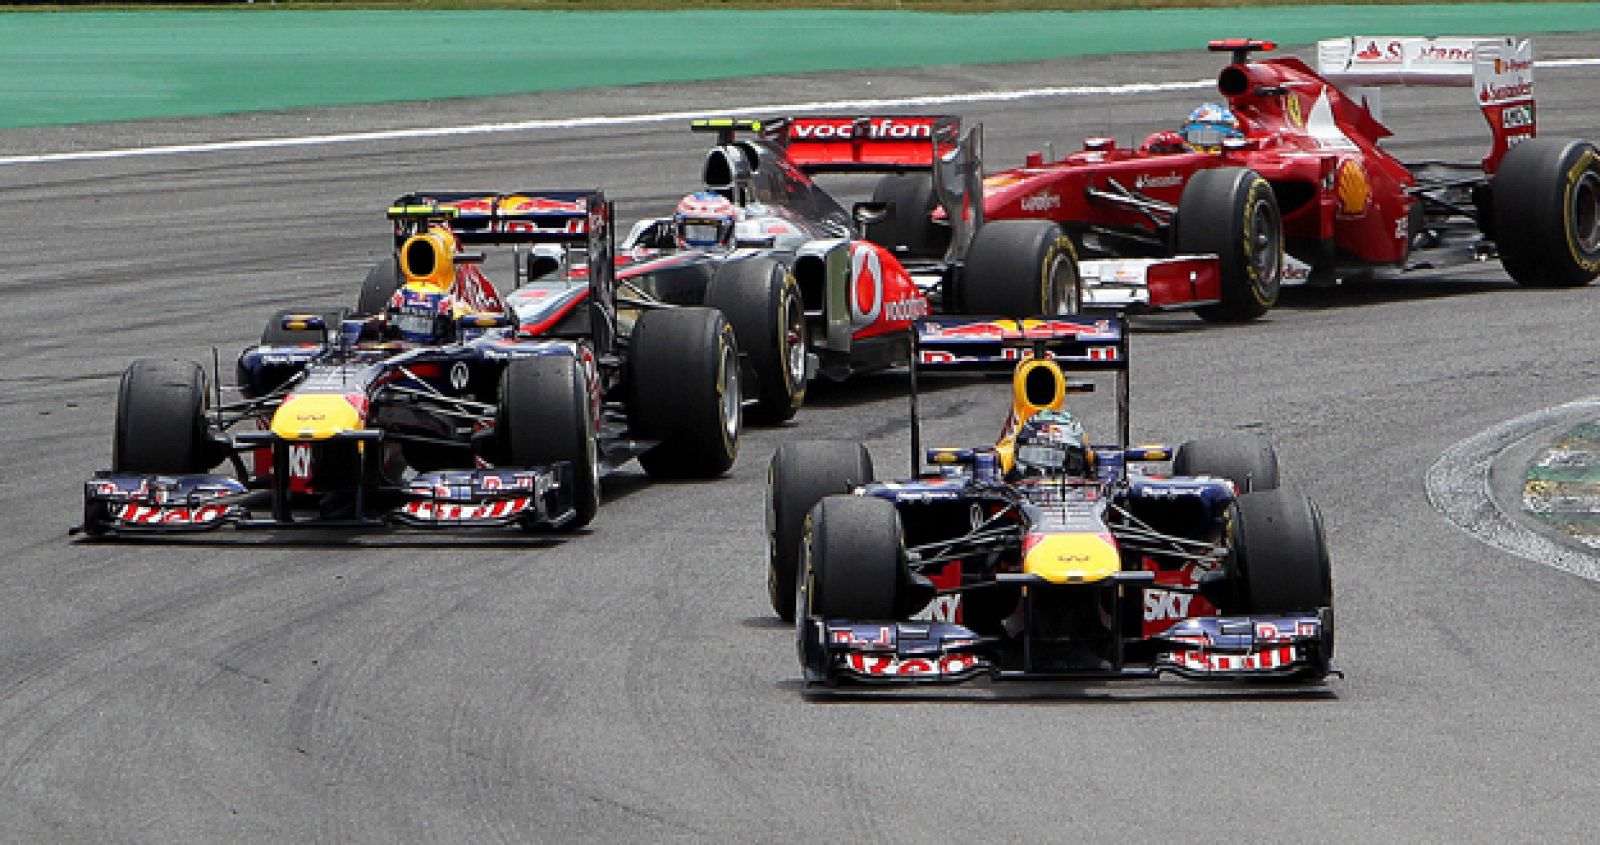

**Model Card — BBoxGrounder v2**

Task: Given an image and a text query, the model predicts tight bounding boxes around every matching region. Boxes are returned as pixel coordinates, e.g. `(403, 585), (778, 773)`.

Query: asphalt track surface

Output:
(3, 36), (1600, 842)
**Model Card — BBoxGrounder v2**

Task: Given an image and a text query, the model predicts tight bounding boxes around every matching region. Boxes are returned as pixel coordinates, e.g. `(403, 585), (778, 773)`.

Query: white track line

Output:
(1425, 399), (1600, 583)
(3, 58), (1596, 167)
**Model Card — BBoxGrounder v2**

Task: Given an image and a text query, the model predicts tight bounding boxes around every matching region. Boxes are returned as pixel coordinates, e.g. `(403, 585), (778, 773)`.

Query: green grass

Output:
(9, 0), (1594, 10)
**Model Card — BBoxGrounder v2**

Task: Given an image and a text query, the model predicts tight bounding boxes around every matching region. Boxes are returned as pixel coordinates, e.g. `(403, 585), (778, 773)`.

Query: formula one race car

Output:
(766, 316), (1337, 685)
(80, 190), (740, 536)
(616, 116), (1079, 419)
(883, 36), (1599, 322)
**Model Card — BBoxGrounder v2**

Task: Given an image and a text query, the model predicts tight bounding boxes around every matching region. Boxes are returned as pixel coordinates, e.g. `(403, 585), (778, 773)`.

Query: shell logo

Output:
(1336, 159), (1369, 216)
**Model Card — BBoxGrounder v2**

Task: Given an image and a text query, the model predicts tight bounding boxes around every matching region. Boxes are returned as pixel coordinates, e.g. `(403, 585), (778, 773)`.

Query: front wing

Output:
(79, 464), (577, 536)
(799, 612), (1337, 685)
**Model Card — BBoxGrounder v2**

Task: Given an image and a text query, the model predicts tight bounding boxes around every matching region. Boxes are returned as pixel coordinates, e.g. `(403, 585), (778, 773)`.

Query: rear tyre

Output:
(1177, 167), (1282, 323)
(865, 173), (950, 259)
(800, 495), (904, 621)
(1493, 137), (1600, 287)
(767, 442), (875, 621)
(261, 308), (346, 346)
(958, 219), (1081, 316)
(629, 307), (741, 478)
(704, 258), (808, 425)
(1227, 488), (1332, 614)
(496, 354), (600, 530)
(356, 257), (402, 314)
(1172, 435), (1280, 493)
(113, 358), (216, 474)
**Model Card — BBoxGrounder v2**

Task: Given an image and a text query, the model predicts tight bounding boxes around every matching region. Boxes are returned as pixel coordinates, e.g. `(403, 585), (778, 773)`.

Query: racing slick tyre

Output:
(260, 308), (347, 346)
(704, 258), (808, 425)
(1492, 137), (1600, 288)
(865, 173), (950, 259)
(629, 307), (741, 479)
(1227, 488), (1332, 615)
(496, 354), (600, 530)
(1176, 167), (1283, 323)
(767, 441), (876, 621)
(800, 495), (904, 621)
(356, 256), (403, 314)
(958, 220), (1082, 317)
(1172, 435), (1280, 493)
(112, 358), (217, 474)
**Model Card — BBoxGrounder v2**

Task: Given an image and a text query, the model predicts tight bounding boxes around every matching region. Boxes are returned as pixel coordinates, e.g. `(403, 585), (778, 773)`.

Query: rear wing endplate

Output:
(1315, 36), (1534, 172)
(389, 190), (618, 354)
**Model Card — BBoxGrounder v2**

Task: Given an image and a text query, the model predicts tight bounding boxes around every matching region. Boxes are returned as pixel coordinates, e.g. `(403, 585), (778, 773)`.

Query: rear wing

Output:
(912, 316), (1127, 372)
(1315, 36), (1534, 173)
(908, 316), (1130, 477)
(388, 190), (618, 354)
(691, 115), (984, 263)
(758, 115), (961, 174)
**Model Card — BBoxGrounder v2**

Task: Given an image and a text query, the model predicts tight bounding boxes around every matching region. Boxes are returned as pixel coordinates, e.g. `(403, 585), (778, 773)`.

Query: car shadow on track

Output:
(802, 370), (993, 409)
(782, 678), (1337, 704)
(1123, 275), (1519, 335)
(71, 533), (577, 550)
(1275, 275), (1515, 310)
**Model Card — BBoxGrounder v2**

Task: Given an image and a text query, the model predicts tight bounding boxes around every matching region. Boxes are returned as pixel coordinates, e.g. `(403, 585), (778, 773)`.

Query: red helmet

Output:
(1140, 130), (1191, 155)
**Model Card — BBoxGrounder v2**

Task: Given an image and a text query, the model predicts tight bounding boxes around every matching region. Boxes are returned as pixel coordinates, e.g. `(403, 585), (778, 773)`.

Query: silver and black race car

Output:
(613, 116), (1079, 422)
(767, 315), (1338, 686)
(80, 190), (741, 536)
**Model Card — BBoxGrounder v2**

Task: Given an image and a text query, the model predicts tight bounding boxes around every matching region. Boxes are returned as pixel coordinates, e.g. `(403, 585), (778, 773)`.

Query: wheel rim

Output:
(1248, 200), (1283, 300)
(586, 420), (600, 509)
(718, 338), (741, 443)
(1570, 168), (1600, 254)
(781, 289), (808, 390)
(1045, 250), (1082, 315)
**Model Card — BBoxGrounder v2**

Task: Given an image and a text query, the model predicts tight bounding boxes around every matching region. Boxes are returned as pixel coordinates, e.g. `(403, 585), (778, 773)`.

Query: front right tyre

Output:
(113, 358), (217, 475)
(767, 441), (875, 621)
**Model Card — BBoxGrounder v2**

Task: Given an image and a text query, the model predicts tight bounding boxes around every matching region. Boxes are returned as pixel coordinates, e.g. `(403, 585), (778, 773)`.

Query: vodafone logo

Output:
(790, 118), (934, 141)
(850, 244), (883, 324)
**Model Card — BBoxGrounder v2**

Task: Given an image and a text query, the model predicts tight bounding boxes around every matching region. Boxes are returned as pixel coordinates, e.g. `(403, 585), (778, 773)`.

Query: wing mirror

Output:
(852, 201), (893, 228)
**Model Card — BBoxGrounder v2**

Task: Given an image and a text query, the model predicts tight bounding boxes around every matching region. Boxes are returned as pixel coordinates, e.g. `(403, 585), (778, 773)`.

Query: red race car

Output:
(883, 37), (1599, 322)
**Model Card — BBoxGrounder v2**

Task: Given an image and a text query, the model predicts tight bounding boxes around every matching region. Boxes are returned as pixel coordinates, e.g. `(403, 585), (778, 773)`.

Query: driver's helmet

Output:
(1182, 102), (1242, 150)
(389, 284), (455, 344)
(1012, 409), (1090, 479)
(673, 191), (738, 249)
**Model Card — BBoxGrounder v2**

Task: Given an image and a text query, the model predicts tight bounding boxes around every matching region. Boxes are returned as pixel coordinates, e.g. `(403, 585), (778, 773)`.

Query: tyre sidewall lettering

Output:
(778, 271), (800, 393)
(718, 324), (739, 453)
(1243, 178), (1276, 307)
(1564, 148), (1600, 271)
(1041, 234), (1078, 313)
